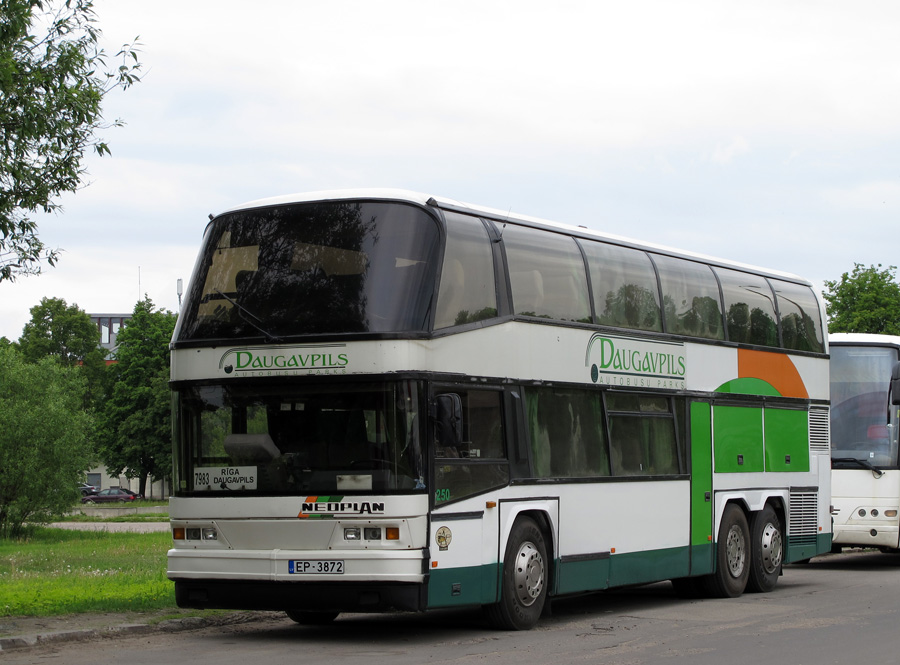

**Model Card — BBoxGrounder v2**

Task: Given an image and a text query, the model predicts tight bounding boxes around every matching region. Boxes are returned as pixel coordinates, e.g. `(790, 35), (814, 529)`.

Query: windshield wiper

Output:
(214, 289), (282, 342)
(832, 456), (885, 478)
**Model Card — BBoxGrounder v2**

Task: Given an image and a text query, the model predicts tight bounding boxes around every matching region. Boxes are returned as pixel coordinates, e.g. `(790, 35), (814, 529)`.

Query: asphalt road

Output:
(4, 550), (899, 665)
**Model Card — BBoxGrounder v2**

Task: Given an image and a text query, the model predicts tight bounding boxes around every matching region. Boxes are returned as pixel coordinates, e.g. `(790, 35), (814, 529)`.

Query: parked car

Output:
(80, 487), (143, 503)
(78, 483), (98, 496)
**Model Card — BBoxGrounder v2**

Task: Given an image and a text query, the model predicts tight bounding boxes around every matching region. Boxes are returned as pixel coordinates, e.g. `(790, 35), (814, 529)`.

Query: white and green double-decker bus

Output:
(167, 189), (830, 629)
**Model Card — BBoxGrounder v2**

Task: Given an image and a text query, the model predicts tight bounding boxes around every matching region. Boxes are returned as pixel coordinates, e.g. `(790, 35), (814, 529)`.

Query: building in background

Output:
(85, 311), (170, 499)
(89, 313), (131, 357)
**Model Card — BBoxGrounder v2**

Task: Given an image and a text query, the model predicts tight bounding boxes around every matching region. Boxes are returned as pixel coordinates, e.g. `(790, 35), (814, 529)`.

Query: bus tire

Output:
(485, 516), (548, 630)
(703, 503), (750, 598)
(747, 505), (783, 593)
(285, 610), (339, 625)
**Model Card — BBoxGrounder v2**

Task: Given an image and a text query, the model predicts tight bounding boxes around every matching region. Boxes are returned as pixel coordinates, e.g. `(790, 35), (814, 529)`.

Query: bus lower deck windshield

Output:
(175, 380), (425, 495)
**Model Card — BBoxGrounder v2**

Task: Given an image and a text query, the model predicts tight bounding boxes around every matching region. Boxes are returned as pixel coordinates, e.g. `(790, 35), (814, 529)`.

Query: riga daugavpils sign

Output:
(218, 344), (349, 377)
(585, 333), (686, 389)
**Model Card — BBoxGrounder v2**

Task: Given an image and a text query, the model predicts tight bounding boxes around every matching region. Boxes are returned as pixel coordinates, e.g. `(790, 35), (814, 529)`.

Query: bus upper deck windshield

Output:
(175, 201), (441, 341)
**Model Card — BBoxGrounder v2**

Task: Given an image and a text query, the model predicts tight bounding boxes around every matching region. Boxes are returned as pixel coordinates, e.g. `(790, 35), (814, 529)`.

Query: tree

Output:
(18, 296), (100, 364)
(0, 0), (142, 281)
(17, 295), (108, 407)
(0, 346), (94, 537)
(97, 297), (176, 497)
(823, 264), (900, 334)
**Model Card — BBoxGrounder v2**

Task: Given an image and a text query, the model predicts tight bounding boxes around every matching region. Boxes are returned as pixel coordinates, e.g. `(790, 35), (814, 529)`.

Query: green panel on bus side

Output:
(764, 408), (810, 472)
(557, 557), (610, 594)
(608, 545), (689, 587)
(427, 562), (499, 608)
(713, 405), (764, 473)
(690, 402), (714, 575)
(785, 533), (831, 563)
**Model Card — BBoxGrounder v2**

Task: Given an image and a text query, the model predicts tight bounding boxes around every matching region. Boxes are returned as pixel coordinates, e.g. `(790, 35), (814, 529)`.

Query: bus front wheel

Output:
(486, 516), (548, 630)
(747, 505), (783, 593)
(703, 503), (750, 598)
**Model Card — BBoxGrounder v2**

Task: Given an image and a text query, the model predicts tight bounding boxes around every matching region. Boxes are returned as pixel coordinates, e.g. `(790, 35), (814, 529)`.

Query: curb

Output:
(0, 623), (154, 652)
(0, 612), (274, 652)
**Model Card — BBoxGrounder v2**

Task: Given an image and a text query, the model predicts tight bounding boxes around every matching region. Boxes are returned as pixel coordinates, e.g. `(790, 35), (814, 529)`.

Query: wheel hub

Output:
(760, 521), (783, 574)
(725, 524), (747, 578)
(513, 540), (544, 606)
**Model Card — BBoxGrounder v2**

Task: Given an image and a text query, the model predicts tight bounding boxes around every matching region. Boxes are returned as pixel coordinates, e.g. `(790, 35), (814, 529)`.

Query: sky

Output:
(2, 0), (899, 341)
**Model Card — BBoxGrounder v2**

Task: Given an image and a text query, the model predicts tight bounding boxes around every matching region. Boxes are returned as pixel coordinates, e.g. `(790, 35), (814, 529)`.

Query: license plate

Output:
(288, 560), (344, 574)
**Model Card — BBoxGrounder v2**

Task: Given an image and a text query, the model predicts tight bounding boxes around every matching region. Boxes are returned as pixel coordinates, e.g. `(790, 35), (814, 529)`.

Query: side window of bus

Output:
(771, 280), (825, 354)
(580, 241), (663, 332)
(502, 225), (592, 323)
(434, 212), (498, 329)
(433, 389), (509, 506)
(652, 255), (724, 340)
(606, 393), (681, 476)
(524, 386), (610, 478)
(714, 267), (778, 347)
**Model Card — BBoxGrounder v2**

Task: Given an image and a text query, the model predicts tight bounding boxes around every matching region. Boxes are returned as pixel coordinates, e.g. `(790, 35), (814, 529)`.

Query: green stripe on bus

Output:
(715, 377), (782, 397)
(427, 563), (499, 608)
(785, 533), (831, 563)
(690, 402), (715, 575)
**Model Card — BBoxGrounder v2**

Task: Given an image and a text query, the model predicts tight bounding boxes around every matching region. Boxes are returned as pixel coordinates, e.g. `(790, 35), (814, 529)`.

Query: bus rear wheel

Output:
(285, 610), (339, 625)
(485, 516), (548, 630)
(747, 505), (783, 593)
(703, 503), (750, 598)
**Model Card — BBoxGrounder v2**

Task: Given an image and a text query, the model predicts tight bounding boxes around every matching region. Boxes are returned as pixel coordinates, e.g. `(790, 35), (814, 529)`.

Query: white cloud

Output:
(710, 137), (751, 165)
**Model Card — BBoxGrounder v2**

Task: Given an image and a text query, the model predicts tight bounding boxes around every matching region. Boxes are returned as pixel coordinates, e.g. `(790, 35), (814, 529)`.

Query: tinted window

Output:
(525, 386), (609, 478)
(433, 388), (508, 506)
(434, 213), (497, 329)
(606, 393), (681, 476)
(503, 225), (591, 322)
(653, 255), (724, 340)
(715, 267), (778, 346)
(772, 280), (825, 353)
(175, 201), (441, 341)
(581, 241), (662, 332)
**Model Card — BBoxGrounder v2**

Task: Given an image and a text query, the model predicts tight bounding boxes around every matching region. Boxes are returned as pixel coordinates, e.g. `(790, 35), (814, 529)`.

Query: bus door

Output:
(428, 386), (510, 608)
(689, 401), (715, 575)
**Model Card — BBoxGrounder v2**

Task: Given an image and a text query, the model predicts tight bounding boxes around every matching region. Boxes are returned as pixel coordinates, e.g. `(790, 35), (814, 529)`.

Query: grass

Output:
(59, 513), (170, 523)
(0, 527), (176, 617)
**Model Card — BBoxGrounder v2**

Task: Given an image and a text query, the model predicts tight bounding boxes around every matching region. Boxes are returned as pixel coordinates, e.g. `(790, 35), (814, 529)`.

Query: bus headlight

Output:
(173, 526), (219, 541)
(344, 527), (361, 540)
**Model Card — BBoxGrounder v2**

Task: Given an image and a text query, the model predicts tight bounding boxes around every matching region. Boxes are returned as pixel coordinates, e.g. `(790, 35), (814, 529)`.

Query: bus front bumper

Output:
(168, 548), (429, 612)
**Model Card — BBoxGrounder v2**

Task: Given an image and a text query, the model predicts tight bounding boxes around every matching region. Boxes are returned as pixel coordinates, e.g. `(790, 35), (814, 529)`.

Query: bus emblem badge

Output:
(436, 526), (452, 551)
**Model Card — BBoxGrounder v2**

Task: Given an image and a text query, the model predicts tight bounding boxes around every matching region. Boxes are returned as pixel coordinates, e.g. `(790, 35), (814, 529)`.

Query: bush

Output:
(0, 347), (95, 537)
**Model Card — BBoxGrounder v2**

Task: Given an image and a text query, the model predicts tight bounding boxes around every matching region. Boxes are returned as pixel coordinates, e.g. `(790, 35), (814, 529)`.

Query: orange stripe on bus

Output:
(737, 349), (808, 399)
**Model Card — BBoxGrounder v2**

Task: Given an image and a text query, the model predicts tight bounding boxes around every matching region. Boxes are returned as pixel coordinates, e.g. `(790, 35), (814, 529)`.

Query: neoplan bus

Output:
(167, 189), (831, 630)
(830, 333), (900, 551)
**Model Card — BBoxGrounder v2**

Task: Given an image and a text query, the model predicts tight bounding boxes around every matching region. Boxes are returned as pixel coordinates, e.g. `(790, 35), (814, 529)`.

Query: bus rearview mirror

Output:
(891, 362), (900, 406)
(434, 393), (463, 448)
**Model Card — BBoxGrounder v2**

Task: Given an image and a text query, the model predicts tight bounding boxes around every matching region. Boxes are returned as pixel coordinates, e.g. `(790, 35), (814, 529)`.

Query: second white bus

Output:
(830, 333), (900, 551)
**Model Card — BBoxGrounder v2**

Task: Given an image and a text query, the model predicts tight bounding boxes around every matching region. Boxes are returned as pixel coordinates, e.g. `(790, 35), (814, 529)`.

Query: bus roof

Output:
(829, 332), (900, 347)
(218, 188), (813, 286)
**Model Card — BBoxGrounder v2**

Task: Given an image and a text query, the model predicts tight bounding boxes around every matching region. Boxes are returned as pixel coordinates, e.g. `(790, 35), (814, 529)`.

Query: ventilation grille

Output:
(789, 491), (819, 545)
(808, 406), (830, 453)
